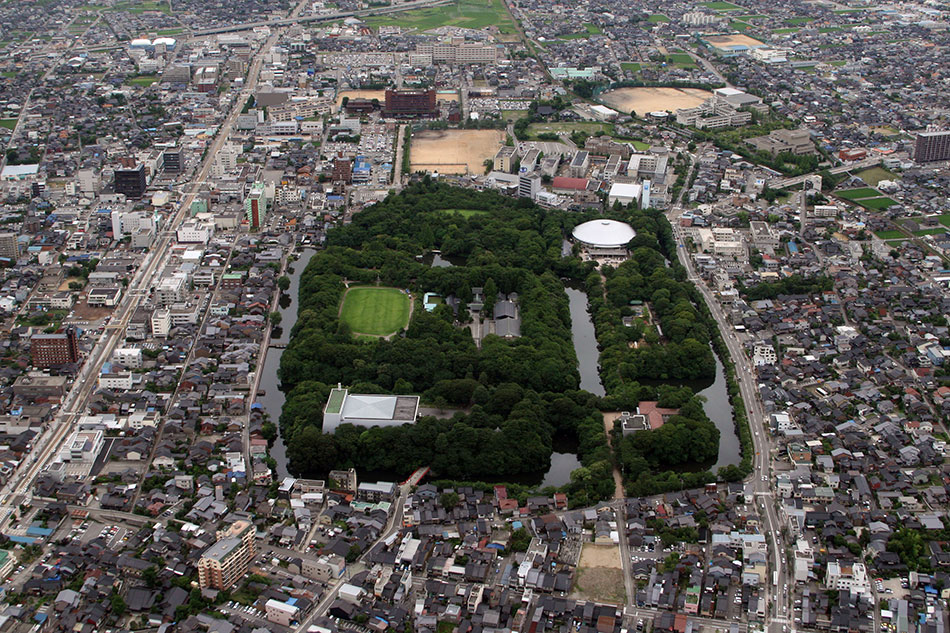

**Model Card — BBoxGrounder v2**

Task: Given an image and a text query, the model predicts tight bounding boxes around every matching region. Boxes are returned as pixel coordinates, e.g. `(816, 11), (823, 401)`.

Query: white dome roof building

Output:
(571, 219), (636, 265)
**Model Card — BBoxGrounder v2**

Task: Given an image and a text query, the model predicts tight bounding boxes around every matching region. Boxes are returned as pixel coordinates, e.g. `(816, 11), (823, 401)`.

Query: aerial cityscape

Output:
(0, 0), (947, 631)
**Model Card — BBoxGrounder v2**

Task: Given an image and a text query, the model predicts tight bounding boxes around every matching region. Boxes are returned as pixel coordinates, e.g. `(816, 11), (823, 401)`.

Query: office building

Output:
(59, 429), (104, 462)
(383, 89), (438, 118)
(162, 148), (182, 173)
(518, 173), (540, 199)
(0, 233), (19, 261)
(197, 520), (257, 590)
(913, 130), (950, 163)
(111, 210), (156, 239)
(244, 182), (270, 228)
(30, 328), (80, 368)
(114, 164), (147, 198)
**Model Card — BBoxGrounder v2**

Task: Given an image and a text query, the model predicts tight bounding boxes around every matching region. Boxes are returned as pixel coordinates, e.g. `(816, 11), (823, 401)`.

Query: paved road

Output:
(667, 211), (790, 633)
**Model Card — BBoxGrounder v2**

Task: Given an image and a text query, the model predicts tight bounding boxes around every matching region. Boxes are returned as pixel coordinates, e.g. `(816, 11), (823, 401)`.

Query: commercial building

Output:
(114, 164), (147, 199)
(322, 388), (420, 434)
(111, 210), (156, 240)
(30, 328), (79, 368)
(176, 219), (214, 244)
(0, 233), (19, 261)
(607, 182), (644, 207)
(60, 429), (104, 462)
(265, 599), (300, 626)
(357, 481), (397, 503)
(244, 182), (270, 228)
(383, 89), (438, 118)
(697, 227), (748, 262)
(569, 151), (590, 178)
(151, 308), (171, 338)
(161, 148), (182, 173)
(197, 520), (257, 590)
(825, 561), (871, 598)
(913, 130), (950, 163)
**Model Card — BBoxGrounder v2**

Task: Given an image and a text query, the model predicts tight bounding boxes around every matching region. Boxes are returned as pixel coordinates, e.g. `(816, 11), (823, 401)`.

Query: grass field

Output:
(363, 0), (516, 33)
(855, 166), (895, 187)
(859, 197), (898, 210)
(819, 27), (845, 33)
(560, 23), (603, 39)
(438, 208), (488, 218)
(700, 1), (743, 10)
(730, 21), (751, 31)
(663, 52), (696, 68)
(340, 287), (411, 337)
(875, 230), (904, 240)
(914, 228), (948, 236)
(772, 28), (799, 34)
(647, 14), (670, 23)
(621, 62), (641, 72)
(0, 119), (17, 130)
(837, 187), (881, 200)
(939, 215), (950, 228)
(786, 16), (814, 25)
(127, 75), (158, 87)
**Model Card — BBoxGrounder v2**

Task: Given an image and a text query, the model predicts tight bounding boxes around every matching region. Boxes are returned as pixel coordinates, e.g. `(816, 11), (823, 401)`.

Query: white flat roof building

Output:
(322, 388), (420, 434)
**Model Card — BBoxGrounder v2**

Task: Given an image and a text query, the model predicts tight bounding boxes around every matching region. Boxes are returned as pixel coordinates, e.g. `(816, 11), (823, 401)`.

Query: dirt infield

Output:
(579, 543), (623, 569)
(410, 129), (505, 175)
(600, 86), (712, 116)
(704, 33), (766, 49)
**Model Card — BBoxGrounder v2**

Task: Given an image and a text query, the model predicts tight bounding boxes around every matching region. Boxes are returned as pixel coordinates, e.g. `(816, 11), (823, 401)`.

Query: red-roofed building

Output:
(552, 177), (590, 193)
(637, 401), (679, 430)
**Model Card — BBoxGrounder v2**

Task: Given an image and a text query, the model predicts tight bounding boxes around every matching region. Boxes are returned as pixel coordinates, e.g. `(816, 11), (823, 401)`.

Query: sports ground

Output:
(339, 287), (412, 337)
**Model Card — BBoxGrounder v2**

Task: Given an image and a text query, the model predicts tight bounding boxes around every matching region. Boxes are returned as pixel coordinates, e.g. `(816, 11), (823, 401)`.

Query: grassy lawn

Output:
(914, 228), (948, 236)
(885, 239), (906, 247)
(859, 197), (897, 210)
(621, 62), (641, 72)
(339, 287), (411, 336)
(438, 209), (489, 218)
(771, 28), (799, 34)
(155, 27), (183, 35)
(560, 24), (602, 39)
(786, 17), (815, 25)
(662, 53), (696, 68)
(837, 187), (881, 200)
(827, 59), (847, 66)
(938, 215), (950, 228)
(700, 1), (743, 10)
(729, 21), (751, 31)
(525, 121), (613, 138)
(875, 230), (905, 240)
(855, 166), (895, 187)
(819, 27), (845, 33)
(363, 0), (517, 34)
(632, 140), (650, 151)
(647, 14), (670, 23)
(0, 118), (17, 130)
(0, 71), (15, 78)
(126, 75), (158, 87)
(737, 14), (767, 19)
(500, 109), (529, 121)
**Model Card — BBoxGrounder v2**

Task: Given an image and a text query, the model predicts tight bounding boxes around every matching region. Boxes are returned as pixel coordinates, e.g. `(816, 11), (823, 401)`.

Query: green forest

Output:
(279, 180), (731, 503)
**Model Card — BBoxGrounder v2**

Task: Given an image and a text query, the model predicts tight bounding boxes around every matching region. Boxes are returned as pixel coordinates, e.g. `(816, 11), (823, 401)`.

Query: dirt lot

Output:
(600, 86), (712, 116)
(410, 129), (505, 175)
(572, 565), (625, 604)
(579, 543), (623, 568)
(704, 33), (765, 50)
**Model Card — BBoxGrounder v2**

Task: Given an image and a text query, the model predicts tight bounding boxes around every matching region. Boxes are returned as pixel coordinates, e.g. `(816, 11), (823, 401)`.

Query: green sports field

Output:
(340, 287), (411, 336)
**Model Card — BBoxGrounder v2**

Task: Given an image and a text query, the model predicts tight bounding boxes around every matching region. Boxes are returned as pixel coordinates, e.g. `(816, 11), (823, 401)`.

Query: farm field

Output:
(363, 0), (517, 34)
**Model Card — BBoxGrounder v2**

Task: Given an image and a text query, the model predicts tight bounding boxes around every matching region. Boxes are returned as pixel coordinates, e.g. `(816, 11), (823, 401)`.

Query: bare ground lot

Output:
(579, 543), (623, 569)
(410, 129), (505, 175)
(572, 548), (626, 604)
(335, 89), (387, 109)
(600, 87), (712, 116)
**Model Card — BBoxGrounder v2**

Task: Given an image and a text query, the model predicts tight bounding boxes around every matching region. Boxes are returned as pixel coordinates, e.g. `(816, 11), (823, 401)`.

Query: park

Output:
(339, 286), (412, 337)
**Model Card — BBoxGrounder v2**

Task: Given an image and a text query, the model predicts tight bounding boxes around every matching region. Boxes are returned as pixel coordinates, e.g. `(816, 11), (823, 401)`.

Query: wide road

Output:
(666, 208), (789, 633)
(0, 0), (310, 534)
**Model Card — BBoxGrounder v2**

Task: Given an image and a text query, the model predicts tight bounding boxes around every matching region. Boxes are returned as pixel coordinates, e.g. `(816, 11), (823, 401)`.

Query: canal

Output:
(257, 248), (316, 479)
